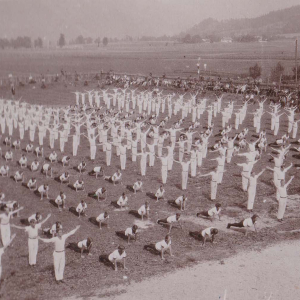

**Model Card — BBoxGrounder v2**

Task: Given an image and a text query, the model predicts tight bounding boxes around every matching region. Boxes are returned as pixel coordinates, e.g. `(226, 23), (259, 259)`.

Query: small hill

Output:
(181, 5), (300, 38)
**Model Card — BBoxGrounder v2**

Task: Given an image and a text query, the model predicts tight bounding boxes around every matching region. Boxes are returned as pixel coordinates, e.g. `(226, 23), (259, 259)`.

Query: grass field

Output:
(0, 77), (300, 300)
(0, 39), (298, 80)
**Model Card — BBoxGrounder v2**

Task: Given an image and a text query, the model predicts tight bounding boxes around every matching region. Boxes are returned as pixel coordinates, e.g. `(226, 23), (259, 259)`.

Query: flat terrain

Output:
(0, 39), (298, 80)
(65, 241), (300, 300)
(0, 78), (300, 300)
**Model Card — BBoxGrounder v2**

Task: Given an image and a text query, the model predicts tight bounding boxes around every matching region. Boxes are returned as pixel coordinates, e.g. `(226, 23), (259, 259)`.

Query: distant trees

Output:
(95, 37), (101, 47)
(249, 63), (261, 79)
(181, 34), (202, 44)
(9, 36), (32, 48)
(233, 34), (258, 43)
(34, 37), (43, 48)
(103, 37), (108, 46)
(58, 33), (66, 48)
(271, 62), (285, 82)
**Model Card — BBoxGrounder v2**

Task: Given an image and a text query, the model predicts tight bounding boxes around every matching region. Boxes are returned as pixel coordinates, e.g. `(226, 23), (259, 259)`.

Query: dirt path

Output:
(65, 241), (300, 300)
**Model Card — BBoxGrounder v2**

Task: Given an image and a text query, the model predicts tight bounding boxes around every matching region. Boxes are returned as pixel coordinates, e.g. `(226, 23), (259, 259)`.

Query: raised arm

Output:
(64, 225), (80, 239)
(40, 214), (51, 226)
(285, 176), (294, 188)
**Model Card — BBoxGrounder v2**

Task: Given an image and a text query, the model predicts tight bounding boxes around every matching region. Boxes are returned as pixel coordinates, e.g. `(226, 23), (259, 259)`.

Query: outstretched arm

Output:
(40, 214), (51, 226)
(64, 225), (80, 239)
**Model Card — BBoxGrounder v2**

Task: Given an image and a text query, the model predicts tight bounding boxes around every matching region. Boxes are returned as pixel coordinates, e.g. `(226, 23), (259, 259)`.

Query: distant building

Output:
(221, 37), (232, 43)
(202, 38), (210, 43)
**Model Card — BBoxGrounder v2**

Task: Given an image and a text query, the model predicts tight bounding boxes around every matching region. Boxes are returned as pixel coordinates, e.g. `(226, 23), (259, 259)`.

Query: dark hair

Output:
(132, 225), (138, 233)
(211, 228), (218, 235)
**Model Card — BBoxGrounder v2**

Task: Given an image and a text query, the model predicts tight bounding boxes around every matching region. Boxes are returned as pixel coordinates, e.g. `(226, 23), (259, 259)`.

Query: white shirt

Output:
(76, 202), (87, 212)
(208, 207), (221, 217)
(125, 227), (134, 236)
(108, 249), (126, 262)
(117, 196), (128, 206)
(243, 218), (255, 227)
(25, 223), (41, 239)
(138, 205), (149, 215)
(77, 239), (88, 248)
(96, 213), (109, 222)
(166, 215), (177, 223)
(201, 227), (214, 237)
(155, 239), (171, 251)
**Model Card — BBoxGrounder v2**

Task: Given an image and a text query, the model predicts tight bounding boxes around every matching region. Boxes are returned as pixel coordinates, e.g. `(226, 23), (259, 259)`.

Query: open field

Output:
(66, 240), (300, 300)
(0, 39), (298, 80)
(0, 77), (300, 300)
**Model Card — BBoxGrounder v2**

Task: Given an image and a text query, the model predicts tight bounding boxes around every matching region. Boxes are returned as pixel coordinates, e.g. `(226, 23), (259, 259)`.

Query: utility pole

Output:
(295, 39), (298, 91)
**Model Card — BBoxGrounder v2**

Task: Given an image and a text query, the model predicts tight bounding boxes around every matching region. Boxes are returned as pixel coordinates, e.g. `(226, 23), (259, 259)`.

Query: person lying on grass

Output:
(168, 195), (187, 211)
(96, 212), (109, 229)
(196, 203), (222, 221)
(144, 234), (173, 260)
(104, 169), (122, 185)
(189, 227), (218, 246)
(99, 245), (127, 272)
(157, 213), (182, 234)
(227, 214), (258, 236)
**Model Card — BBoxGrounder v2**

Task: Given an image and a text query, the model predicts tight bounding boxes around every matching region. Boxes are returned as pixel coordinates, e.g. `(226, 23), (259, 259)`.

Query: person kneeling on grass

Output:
(168, 195), (187, 211)
(112, 193), (128, 210)
(59, 172), (70, 184)
(61, 156), (70, 167)
(124, 225), (138, 244)
(104, 170), (122, 185)
(96, 212), (109, 229)
(0, 165), (9, 177)
(196, 203), (222, 221)
(31, 160), (40, 172)
(19, 154), (27, 168)
(90, 187), (107, 201)
(14, 170), (24, 183)
(27, 177), (37, 191)
(133, 180), (143, 193)
(99, 245), (127, 272)
(90, 166), (103, 178)
(76, 200), (87, 218)
(227, 214), (258, 236)
(26, 143), (34, 153)
(77, 161), (86, 173)
(73, 180), (85, 192)
(189, 227), (218, 247)
(38, 184), (49, 200)
(49, 151), (58, 163)
(77, 237), (93, 258)
(155, 185), (165, 202)
(41, 163), (52, 178)
(55, 192), (66, 211)
(157, 213), (182, 234)
(137, 201), (150, 220)
(144, 234), (173, 260)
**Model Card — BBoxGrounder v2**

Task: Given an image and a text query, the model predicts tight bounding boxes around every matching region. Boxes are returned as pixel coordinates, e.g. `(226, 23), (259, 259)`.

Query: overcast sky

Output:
(0, 0), (300, 38)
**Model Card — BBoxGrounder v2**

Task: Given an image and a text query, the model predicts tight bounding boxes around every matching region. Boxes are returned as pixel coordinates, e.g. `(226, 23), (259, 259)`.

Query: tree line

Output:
(0, 36), (43, 49)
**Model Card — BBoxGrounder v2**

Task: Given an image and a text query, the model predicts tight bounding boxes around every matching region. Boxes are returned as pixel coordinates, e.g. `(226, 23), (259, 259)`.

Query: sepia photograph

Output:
(0, 0), (300, 299)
